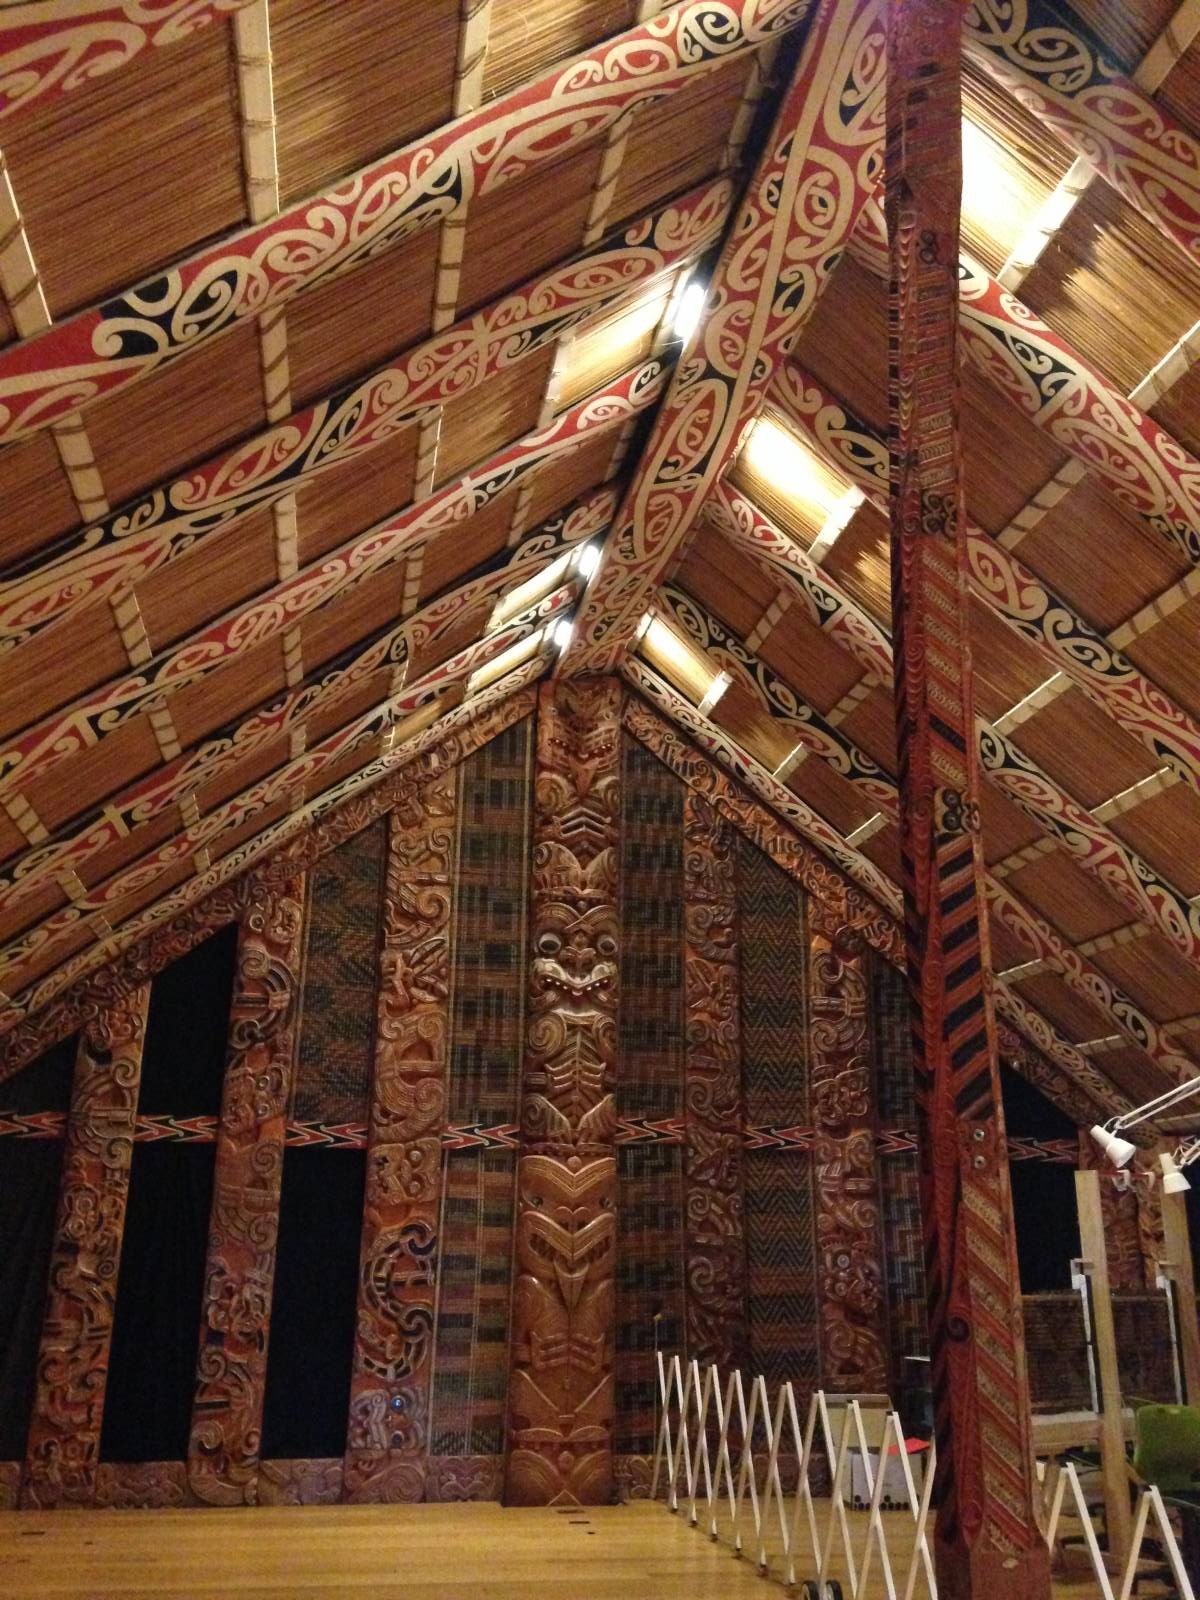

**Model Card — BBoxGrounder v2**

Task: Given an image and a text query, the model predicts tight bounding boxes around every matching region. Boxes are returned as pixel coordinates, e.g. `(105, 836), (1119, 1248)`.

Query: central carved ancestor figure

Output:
(506, 678), (621, 1507)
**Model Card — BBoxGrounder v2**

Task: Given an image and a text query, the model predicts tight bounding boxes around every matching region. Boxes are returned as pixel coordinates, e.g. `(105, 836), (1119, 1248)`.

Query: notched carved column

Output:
(682, 792), (747, 1370)
(187, 875), (305, 1506)
(506, 678), (621, 1507)
(342, 770), (456, 1504)
(808, 906), (887, 1392)
(21, 982), (150, 1508)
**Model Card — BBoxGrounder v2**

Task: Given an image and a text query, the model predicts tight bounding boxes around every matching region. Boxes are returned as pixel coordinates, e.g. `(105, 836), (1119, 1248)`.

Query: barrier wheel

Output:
(799, 1584), (821, 1599)
(824, 1584), (844, 1600)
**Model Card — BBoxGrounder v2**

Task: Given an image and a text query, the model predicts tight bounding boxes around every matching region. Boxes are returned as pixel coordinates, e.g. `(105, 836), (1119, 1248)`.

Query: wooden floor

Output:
(1, 1500), (773, 1599)
(0, 1497), (1138, 1598)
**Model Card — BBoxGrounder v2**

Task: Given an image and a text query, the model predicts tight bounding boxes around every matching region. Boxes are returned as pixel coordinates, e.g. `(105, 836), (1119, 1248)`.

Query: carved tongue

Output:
(554, 1261), (588, 1310)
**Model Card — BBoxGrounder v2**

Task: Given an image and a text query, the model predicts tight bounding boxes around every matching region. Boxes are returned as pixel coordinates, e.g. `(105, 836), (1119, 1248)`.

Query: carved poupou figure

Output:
(506, 1154), (616, 1505)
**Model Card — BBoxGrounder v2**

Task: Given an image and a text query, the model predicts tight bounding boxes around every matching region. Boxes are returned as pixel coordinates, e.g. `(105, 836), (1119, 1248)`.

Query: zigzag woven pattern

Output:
(294, 819), (387, 1124)
(616, 734), (686, 1454)
(738, 837), (817, 1390)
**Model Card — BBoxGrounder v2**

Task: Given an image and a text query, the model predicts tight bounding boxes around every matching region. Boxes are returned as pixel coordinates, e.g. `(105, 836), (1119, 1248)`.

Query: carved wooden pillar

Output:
(20, 983), (150, 1508)
(888, 3), (1048, 1592)
(681, 791), (747, 1370)
(505, 677), (620, 1507)
(342, 770), (456, 1503)
(808, 908), (887, 1391)
(187, 875), (305, 1506)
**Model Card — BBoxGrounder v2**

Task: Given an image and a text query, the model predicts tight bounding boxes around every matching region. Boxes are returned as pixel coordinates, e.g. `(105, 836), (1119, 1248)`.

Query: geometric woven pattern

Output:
(616, 733), (687, 1451)
(738, 837), (818, 1390)
(871, 957), (927, 1387)
(294, 819), (387, 1125)
(448, 718), (533, 1125)
(429, 1149), (518, 1459)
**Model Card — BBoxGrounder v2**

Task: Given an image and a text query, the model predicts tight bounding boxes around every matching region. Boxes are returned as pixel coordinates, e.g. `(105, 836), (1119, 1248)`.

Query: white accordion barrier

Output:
(650, 1353), (1200, 1600)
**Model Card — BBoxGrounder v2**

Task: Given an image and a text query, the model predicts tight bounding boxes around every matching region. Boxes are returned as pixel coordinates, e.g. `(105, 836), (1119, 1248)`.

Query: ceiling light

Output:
(552, 618), (573, 652)
(696, 669), (731, 717)
(575, 541), (602, 579)
(808, 485), (865, 563)
(1088, 1124), (1137, 1169)
(672, 280), (706, 343)
(1161, 1150), (1191, 1194)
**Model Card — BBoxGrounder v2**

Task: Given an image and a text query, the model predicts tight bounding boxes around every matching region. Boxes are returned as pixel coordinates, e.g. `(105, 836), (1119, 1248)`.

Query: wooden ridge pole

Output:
(886, 3), (1049, 1593)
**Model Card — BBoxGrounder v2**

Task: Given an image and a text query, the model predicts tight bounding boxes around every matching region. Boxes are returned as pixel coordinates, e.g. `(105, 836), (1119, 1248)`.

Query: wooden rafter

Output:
(660, 580), (1199, 1089)
(0, 177), (729, 649)
(0, 587), (571, 993)
(624, 656), (1132, 1126)
(0, 0), (805, 443)
(965, 0), (1200, 272)
(0, 660), (545, 1033)
(0, 358), (666, 798)
(771, 369), (1200, 819)
(564, 0), (886, 674)
(0, 1), (257, 122)
(0, 487), (616, 925)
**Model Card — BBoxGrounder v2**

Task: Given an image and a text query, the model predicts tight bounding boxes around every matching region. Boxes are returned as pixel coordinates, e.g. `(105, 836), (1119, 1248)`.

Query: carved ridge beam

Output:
(0, 664), (544, 1037)
(0, 359), (665, 800)
(621, 665), (1129, 1126)
(0, 0), (808, 441)
(0, 487), (615, 926)
(563, 0), (886, 674)
(662, 579), (1200, 1089)
(0, 178), (728, 648)
(0, 588), (568, 993)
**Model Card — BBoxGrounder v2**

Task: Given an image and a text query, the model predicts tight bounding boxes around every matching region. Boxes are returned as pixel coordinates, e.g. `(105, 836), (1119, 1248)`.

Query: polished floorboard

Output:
(1, 1500), (773, 1599)
(0, 1497), (1125, 1597)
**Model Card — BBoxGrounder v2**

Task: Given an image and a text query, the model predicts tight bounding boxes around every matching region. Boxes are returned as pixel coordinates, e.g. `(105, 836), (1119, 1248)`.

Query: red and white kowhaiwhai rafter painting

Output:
(0, 0), (810, 439)
(0, 178), (729, 647)
(565, 0), (886, 674)
(0, 360), (665, 799)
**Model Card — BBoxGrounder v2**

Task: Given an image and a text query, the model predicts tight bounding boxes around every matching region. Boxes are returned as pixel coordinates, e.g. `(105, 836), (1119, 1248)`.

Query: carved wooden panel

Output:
(93, 1461), (190, 1509)
(20, 984), (150, 1508)
(187, 877), (305, 1506)
(506, 679), (621, 1507)
(258, 1458), (343, 1505)
(342, 769), (456, 1504)
(808, 909), (887, 1392)
(426, 1455), (504, 1502)
(0, 1461), (19, 1508)
(681, 792), (747, 1371)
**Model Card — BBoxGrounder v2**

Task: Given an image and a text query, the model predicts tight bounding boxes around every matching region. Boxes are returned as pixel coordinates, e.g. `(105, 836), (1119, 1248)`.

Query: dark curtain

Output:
(1002, 1064), (1081, 1292)
(99, 1144), (216, 1461)
(100, 925), (237, 1462)
(0, 1033), (78, 1460)
(260, 1148), (366, 1459)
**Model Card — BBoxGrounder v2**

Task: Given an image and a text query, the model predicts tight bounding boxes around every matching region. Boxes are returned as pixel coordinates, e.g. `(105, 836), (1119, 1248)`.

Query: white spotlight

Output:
(1089, 1124), (1136, 1168)
(575, 542), (602, 579)
(1162, 1151), (1193, 1194)
(673, 280), (706, 342)
(551, 618), (574, 652)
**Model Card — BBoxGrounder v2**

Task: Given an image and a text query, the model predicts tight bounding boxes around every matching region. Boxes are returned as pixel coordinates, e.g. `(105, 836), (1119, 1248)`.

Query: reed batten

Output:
(452, 0), (491, 117)
(581, 112), (634, 248)
(0, 146), (49, 334)
(720, 38), (780, 173)
(233, 1), (280, 224)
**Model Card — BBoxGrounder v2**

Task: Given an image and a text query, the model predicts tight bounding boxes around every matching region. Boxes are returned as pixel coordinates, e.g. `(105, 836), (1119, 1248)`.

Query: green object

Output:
(1134, 1404), (1200, 1491)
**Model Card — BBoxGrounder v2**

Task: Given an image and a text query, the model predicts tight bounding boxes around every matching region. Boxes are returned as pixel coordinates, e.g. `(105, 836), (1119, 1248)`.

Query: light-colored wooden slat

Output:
(234, 0), (279, 223)
(453, 0), (492, 117)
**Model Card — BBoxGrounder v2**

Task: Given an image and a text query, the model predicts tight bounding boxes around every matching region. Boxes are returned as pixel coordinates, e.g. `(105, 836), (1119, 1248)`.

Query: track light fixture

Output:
(1088, 1075), (1200, 1175)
